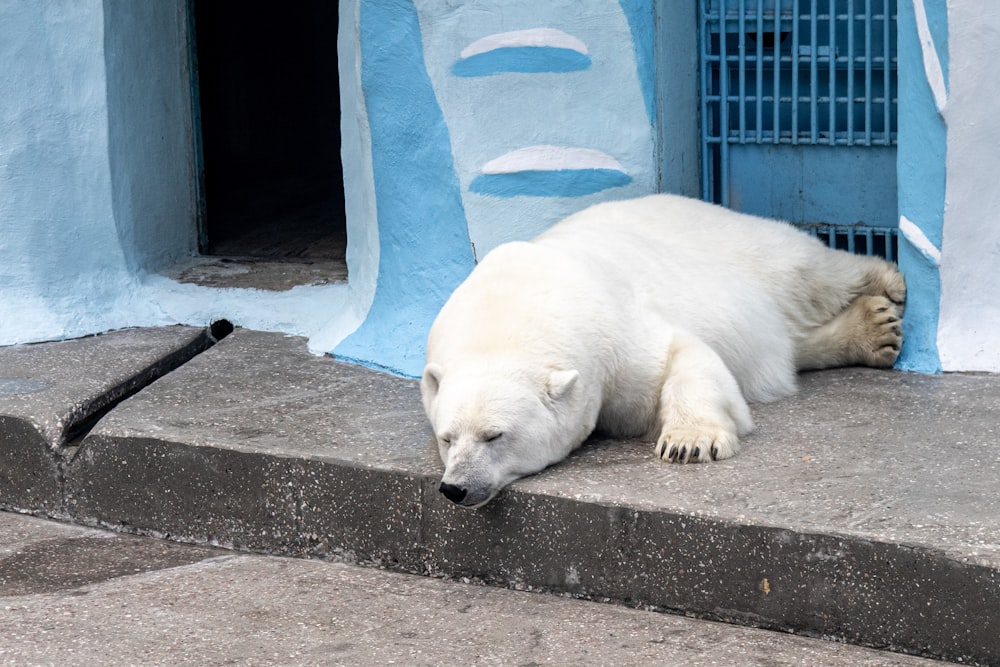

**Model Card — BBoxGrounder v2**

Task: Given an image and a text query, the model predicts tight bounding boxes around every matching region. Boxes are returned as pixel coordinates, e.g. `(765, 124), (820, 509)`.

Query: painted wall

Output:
(0, 0), (657, 378)
(897, 1), (1000, 373)
(333, 0), (661, 375)
(333, 0), (478, 376)
(415, 0), (656, 257)
(104, 0), (198, 273)
(0, 1), (139, 341)
(937, 4), (1000, 372)
(2, 1), (999, 376)
(895, 0), (947, 373)
(0, 1), (364, 353)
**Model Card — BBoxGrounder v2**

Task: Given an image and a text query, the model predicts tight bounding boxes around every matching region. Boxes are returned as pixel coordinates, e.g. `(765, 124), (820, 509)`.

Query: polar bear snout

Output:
(437, 474), (496, 508)
(438, 481), (468, 504)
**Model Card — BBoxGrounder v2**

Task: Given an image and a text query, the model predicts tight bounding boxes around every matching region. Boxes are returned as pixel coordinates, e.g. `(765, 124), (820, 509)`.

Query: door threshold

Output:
(163, 256), (348, 292)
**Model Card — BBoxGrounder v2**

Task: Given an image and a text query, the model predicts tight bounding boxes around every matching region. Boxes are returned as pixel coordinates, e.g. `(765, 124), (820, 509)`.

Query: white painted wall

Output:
(938, 5), (1000, 372)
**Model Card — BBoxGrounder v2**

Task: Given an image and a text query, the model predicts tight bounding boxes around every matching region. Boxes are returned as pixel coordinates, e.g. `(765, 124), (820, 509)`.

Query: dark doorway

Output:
(192, 0), (345, 260)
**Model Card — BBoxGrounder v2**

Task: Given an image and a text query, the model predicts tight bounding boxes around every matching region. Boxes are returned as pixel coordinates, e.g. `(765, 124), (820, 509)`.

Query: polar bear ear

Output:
(421, 363), (444, 400)
(546, 369), (579, 401)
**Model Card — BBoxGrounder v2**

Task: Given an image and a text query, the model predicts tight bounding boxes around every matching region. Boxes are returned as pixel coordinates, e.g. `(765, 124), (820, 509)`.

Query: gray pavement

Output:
(2, 326), (999, 664)
(0, 511), (941, 666)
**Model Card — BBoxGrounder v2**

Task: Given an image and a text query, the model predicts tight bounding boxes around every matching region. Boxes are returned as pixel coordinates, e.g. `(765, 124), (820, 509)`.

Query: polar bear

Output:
(421, 194), (905, 507)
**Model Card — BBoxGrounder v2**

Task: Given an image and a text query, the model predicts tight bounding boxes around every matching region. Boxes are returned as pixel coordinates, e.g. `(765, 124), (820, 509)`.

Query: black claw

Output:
(668, 445), (677, 461)
(710, 445), (719, 461)
(679, 446), (687, 462)
(692, 446), (700, 461)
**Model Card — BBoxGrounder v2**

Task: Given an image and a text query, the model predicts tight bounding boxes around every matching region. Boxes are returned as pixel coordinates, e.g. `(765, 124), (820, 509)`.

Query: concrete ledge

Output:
(0, 326), (214, 511)
(6, 328), (1000, 664)
(0, 417), (62, 513)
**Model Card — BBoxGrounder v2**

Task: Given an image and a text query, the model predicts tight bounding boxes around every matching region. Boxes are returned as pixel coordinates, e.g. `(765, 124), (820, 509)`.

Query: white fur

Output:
(422, 195), (905, 507)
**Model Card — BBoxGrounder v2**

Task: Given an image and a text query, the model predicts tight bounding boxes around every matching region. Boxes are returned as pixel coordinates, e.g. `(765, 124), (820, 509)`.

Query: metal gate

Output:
(699, 0), (898, 259)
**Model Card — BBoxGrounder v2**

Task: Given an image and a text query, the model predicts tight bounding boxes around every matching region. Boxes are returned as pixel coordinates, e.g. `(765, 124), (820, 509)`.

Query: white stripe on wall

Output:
(912, 0), (948, 113)
(899, 214), (942, 266)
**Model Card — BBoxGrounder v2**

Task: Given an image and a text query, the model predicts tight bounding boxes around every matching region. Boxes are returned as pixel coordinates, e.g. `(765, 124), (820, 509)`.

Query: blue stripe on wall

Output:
(334, 0), (476, 378)
(895, 0), (946, 373)
(452, 46), (591, 77)
(470, 169), (632, 198)
(617, 0), (656, 124)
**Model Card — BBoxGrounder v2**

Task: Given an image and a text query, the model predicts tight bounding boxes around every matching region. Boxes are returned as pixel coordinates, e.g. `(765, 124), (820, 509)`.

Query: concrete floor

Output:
(0, 511), (943, 667)
(1, 325), (998, 665)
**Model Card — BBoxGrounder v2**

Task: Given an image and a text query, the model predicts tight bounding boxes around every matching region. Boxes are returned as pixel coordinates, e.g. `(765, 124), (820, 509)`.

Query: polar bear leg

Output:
(796, 295), (903, 370)
(827, 254), (907, 304)
(654, 331), (754, 464)
(862, 262), (907, 304)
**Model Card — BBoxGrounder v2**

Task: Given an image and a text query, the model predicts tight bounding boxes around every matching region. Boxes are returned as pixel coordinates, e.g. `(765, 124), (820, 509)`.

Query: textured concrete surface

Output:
(4, 328), (999, 664)
(1, 509), (222, 596)
(0, 326), (213, 511)
(164, 256), (348, 291)
(0, 511), (941, 667)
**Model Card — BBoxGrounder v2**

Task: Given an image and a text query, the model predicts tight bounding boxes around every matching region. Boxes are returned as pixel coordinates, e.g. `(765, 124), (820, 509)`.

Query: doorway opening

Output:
(189, 0), (346, 286)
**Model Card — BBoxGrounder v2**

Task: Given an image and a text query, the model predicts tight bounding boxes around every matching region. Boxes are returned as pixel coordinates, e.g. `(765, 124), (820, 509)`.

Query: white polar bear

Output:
(421, 194), (905, 507)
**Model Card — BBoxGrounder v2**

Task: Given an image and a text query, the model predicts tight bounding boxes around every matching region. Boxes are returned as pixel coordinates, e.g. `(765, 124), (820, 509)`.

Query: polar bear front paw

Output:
(654, 427), (740, 464)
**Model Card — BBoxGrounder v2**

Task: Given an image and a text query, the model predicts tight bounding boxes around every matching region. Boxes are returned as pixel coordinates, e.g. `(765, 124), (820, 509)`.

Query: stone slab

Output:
(0, 511), (939, 667)
(64, 329), (1000, 664)
(0, 326), (213, 511)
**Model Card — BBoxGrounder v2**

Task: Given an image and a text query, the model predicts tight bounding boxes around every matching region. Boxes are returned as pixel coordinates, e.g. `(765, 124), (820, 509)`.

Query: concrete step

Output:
(0, 510), (943, 666)
(2, 327), (998, 664)
(0, 325), (217, 511)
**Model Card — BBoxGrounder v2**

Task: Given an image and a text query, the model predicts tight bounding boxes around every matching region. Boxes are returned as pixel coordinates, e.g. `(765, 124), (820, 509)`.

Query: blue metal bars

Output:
(700, 0), (898, 203)
(806, 223), (897, 262)
(698, 0), (899, 259)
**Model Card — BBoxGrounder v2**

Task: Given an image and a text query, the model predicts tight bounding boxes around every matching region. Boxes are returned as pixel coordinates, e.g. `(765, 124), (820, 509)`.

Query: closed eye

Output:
(484, 432), (502, 443)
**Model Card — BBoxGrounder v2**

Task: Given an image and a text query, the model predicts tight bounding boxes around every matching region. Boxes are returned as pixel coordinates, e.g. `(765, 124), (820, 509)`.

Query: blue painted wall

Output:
(895, 0), (948, 373)
(333, 0), (477, 377)
(336, 0), (659, 375)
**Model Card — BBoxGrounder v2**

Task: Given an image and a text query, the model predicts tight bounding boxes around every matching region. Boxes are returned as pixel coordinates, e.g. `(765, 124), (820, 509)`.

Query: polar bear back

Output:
(426, 194), (853, 410)
(532, 194), (824, 401)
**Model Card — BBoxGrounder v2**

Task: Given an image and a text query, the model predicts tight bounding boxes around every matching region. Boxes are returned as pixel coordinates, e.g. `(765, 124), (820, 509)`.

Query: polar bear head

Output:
(421, 362), (585, 507)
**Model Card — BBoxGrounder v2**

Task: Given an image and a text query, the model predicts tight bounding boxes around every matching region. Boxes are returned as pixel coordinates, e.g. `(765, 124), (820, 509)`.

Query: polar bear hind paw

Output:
(655, 427), (740, 464)
(853, 295), (903, 367)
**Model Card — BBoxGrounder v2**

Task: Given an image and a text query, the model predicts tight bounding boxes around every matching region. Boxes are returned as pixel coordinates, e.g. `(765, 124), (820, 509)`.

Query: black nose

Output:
(439, 482), (467, 503)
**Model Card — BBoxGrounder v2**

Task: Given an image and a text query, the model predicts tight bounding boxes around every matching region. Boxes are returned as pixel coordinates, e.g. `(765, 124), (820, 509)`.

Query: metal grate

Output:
(699, 0), (899, 258)
(805, 223), (897, 262)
